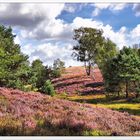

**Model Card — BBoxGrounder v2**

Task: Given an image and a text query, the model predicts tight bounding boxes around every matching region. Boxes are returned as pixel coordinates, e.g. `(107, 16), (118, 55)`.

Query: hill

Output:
(52, 66), (103, 95)
(0, 87), (140, 136)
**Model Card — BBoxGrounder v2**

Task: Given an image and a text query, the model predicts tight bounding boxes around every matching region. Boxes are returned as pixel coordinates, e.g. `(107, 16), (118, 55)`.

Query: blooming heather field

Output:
(52, 66), (104, 95)
(0, 87), (140, 136)
(54, 66), (140, 117)
(0, 66), (140, 136)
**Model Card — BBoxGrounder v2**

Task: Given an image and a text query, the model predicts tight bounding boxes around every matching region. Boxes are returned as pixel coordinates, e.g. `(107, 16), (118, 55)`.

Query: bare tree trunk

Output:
(84, 61), (91, 76)
(88, 61), (91, 76)
(125, 81), (129, 98)
(118, 91), (120, 97)
(84, 61), (88, 75)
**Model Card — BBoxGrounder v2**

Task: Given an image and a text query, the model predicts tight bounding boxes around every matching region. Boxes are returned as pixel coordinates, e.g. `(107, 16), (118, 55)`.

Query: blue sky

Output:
(58, 4), (140, 31)
(0, 3), (140, 66)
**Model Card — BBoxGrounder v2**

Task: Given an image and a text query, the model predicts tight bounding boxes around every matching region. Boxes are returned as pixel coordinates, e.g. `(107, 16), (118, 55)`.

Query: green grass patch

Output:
(83, 130), (111, 136)
(98, 103), (140, 116)
(65, 94), (140, 117)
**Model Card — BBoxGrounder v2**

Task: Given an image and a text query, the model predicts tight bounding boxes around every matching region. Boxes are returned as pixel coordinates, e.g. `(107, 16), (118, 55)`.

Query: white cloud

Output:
(129, 24), (140, 45)
(133, 4), (140, 17)
(0, 4), (7, 12)
(21, 42), (82, 67)
(64, 4), (77, 13)
(21, 43), (35, 56)
(92, 8), (100, 16)
(21, 18), (72, 40)
(20, 15), (140, 66)
(92, 3), (127, 16)
(72, 17), (128, 49)
(14, 35), (21, 44)
(131, 24), (140, 37)
(15, 4), (73, 41)
(64, 3), (87, 13)
(1, 3), (140, 66)
(0, 3), (65, 28)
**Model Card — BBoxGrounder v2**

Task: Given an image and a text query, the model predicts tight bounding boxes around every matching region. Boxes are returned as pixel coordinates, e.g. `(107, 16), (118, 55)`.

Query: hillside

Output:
(0, 87), (140, 136)
(52, 66), (104, 95)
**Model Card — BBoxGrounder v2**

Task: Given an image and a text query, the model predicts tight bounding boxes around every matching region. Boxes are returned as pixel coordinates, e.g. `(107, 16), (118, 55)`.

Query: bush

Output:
(8, 79), (24, 90)
(41, 80), (55, 96)
(131, 97), (140, 103)
(52, 69), (61, 78)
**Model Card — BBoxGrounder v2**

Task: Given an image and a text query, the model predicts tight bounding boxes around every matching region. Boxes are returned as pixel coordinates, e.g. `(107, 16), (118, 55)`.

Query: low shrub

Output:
(0, 117), (22, 136)
(131, 97), (140, 103)
(41, 80), (55, 96)
(52, 69), (61, 78)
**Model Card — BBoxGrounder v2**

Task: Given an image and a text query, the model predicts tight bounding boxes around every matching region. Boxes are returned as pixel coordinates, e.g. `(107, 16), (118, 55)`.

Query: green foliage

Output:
(31, 59), (45, 88)
(104, 46), (140, 98)
(51, 69), (61, 78)
(0, 25), (29, 89)
(72, 27), (117, 76)
(41, 80), (55, 96)
(53, 58), (65, 72)
(83, 130), (110, 136)
(52, 58), (65, 78)
(30, 59), (53, 90)
(131, 97), (140, 103)
(72, 27), (104, 75)
(0, 25), (58, 93)
(96, 38), (118, 74)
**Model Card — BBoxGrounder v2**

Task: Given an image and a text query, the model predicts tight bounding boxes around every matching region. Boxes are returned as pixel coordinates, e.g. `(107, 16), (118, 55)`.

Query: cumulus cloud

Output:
(133, 4), (140, 16)
(21, 42), (82, 67)
(0, 3), (64, 29)
(64, 4), (78, 13)
(1, 3), (140, 66)
(72, 17), (128, 49)
(63, 3), (87, 13)
(14, 35), (21, 44)
(20, 18), (73, 40)
(129, 24), (140, 45)
(92, 3), (127, 16)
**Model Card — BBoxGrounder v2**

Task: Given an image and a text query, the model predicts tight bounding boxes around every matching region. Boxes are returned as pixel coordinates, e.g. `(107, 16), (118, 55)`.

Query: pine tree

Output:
(0, 25), (29, 88)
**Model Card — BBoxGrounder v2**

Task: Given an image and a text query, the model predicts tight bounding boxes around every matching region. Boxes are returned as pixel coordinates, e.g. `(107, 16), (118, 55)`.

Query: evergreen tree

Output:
(104, 47), (140, 98)
(0, 25), (29, 88)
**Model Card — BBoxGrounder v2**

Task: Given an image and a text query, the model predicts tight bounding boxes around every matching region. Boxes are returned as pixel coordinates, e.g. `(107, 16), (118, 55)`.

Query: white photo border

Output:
(0, 0), (139, 140)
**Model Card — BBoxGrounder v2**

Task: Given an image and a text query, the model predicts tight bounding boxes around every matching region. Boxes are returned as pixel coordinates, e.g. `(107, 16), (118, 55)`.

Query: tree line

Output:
(72, 27), (140, 99)
(0, 25), (65, 96)
(0, 25), (140, 98)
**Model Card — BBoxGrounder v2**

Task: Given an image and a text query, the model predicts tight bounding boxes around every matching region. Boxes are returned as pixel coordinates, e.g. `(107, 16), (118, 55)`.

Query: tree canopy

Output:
(0, 25), (29, 88)
(104, 47), (140, 98)
(72, 27), (117, 76)
(0, 25), (62, 94)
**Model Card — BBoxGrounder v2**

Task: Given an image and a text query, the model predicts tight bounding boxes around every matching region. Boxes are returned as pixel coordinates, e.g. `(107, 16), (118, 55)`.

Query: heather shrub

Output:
(59, 92), (68, 99)
(0, 117), (22, 136)
(41, 80), (55, 96)
(0, 95), (8, 105)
